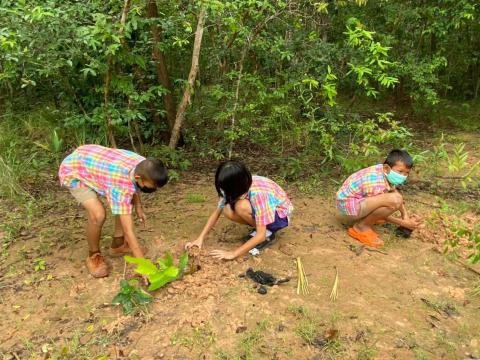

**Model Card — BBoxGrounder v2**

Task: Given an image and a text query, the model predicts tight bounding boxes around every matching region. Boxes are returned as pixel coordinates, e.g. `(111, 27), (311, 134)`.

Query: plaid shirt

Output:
(218, 176), (293, 226)
(336, 164), (391, 216)
(59, 145), (144, 215)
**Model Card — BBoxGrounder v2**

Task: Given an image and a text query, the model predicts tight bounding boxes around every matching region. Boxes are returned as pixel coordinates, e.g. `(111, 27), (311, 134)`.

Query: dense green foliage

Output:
(1, 0), (478, 170)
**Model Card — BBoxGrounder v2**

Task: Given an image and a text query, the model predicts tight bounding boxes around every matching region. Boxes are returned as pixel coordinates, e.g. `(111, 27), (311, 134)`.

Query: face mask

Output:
(386, 169), (407, 186)
(136, 182), (156, 193)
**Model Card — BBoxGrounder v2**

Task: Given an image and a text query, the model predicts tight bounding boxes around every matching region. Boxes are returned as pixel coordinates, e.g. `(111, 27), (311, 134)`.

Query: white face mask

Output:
(220, 189), (225, 197)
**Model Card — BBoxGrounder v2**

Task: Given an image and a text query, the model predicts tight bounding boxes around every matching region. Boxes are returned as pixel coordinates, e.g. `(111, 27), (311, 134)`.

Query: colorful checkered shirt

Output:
(336, 164), (391, 216)
(218, 176), (293, 226)
(59, 145), (145, 215)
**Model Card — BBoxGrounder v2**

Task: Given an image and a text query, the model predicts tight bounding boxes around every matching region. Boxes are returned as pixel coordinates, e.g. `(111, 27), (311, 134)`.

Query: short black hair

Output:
(384, 149), (413, 169)
(215, 160), (252, 211)
(136, 158), (168, 187)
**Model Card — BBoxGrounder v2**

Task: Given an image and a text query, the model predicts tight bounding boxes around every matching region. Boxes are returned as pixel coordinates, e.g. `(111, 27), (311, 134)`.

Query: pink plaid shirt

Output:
(336, 164), (391, 216)
(59, 145), (144, 215)
(218, 176), (293, 226)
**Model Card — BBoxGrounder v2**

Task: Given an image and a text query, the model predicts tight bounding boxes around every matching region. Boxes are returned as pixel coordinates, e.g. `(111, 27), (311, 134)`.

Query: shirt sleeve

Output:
(250, 192), (276, 226)
(106, 188), (134, 215)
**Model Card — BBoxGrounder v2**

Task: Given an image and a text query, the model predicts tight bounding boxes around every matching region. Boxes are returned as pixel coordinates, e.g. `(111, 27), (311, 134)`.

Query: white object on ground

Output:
(249, 247), (260, 256)
(249, 229), (272, 238)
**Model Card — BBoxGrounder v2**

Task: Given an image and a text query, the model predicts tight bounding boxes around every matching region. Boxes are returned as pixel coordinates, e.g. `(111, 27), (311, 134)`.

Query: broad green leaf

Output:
(157, 252), (174, 269)
(112, 293), (128, 305)
(178, 252), (189, 273)
(124, 256), (158, 276)
(132, 291), (153, 304)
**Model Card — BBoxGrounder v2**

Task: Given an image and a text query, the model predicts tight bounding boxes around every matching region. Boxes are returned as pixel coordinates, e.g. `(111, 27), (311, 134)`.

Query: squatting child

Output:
(336, 149), (421, 247)
(59, 144), (168, 277)
(186, 160), (293, 260)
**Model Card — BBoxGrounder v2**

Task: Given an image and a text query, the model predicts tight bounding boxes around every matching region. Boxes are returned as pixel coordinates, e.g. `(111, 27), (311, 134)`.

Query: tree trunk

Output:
(227, 48), (247, 159)
(168, 8), (207, 149)
(103, 0), (131, 148)
(146, 0), (177, 131)
(104, 57), (117, 148)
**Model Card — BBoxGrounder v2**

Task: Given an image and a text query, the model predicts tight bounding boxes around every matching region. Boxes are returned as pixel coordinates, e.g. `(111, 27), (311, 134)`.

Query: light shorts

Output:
(69, 187), (98, 204)
(336, 199), (368, 223)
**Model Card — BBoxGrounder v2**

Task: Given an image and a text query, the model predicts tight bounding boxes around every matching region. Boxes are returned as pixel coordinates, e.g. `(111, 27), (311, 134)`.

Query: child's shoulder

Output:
(356, 164), (382, 175)
(250, 175), (278, 191)
(349, 164), (383, 181)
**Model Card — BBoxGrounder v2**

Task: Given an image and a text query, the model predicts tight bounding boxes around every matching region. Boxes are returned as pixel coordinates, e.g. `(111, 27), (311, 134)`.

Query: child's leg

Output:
(223, 199), (255, 227)
(111, 215), (124, 248)
(81, 197), (106, 255)
(354, 192), (402, 232)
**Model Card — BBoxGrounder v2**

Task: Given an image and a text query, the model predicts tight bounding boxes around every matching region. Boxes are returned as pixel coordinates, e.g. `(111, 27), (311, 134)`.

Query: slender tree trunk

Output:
(168, 8), (206, 149)
(104, 57), (117, 148)
(103, 0), (131, 148)
(226, 11), (282, 157)
(146, 0), (177, 131)
(227, 49), (247, 159)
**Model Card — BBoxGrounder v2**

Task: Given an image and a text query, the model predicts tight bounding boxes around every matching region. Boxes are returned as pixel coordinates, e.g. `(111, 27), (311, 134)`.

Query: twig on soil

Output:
(123, 260), (127, 279)
(330, 267), (339, 302)
(410, 198), (442, 209)
(431, 247), (480, 277)
(455, 259), (480, 277)
(363, 247), (389, 255)
(296, 257), (309, 295)
(0, 282), (16, 290)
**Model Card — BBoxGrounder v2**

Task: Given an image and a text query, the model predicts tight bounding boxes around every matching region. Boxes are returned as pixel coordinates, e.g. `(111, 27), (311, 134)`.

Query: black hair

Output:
(215, 160), (252, 211)
(136, 158), (168, 187)
(384, 149), (413, 169)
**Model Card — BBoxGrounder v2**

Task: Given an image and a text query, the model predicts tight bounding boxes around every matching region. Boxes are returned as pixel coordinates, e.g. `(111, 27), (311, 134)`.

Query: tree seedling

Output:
(33, 258), (46, 271)
(112, 279), (153, 315)
(125, 252), (189, 291)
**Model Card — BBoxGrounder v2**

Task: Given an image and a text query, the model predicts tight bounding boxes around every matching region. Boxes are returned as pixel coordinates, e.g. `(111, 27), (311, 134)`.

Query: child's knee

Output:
(389, 192), (403, 209)
(87, 209), (106, 226)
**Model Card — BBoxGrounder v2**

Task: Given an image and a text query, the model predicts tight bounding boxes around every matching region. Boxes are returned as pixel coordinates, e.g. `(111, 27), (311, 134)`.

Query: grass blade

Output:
(330, 267), (339, 302)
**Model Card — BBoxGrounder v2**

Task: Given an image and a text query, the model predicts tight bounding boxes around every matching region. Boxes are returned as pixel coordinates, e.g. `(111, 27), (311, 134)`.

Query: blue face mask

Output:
(386, 169), (407, 186)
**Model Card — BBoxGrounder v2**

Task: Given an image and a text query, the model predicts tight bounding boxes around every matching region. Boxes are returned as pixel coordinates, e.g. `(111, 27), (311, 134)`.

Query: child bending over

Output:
(336, 149), (421, 247)
(59, 145), (168, 277)
(186, 160), (293, 260)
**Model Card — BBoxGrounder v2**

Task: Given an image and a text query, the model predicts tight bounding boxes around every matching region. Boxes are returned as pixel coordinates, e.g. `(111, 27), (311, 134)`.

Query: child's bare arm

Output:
(399, 201), (408, 219)
(119, 214), (144, 258)
(185, 207), (222, 249)
(211, 225), (267, 260)
(132, 193), (146, 225)
(386, 214), (421, 229)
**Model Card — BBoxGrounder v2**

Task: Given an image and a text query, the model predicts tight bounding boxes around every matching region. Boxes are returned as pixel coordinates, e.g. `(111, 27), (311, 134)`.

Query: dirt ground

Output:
(1, 175), (480, 360)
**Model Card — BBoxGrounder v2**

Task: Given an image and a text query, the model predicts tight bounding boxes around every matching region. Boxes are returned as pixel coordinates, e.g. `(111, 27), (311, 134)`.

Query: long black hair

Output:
(215, 160), (252, 211)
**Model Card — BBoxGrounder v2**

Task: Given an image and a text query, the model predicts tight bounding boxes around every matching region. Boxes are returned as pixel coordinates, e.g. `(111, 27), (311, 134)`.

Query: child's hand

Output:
(210, 249), (236, 260)
(402, 217), (422, 230)
(185, 238), (203, 250)
(135, 207), (147, 227)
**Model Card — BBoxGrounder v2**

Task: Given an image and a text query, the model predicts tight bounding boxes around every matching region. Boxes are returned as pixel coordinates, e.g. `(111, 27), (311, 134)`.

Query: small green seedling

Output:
(186, 192), (206, 203)
(125, 252), (189, 291)
(112, 279), (153, 315)
(34, 258), (46, 271)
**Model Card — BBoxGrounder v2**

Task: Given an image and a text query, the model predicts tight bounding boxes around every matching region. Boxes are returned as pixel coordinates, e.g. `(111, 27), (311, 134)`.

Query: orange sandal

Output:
(347, 227), (384, 247)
